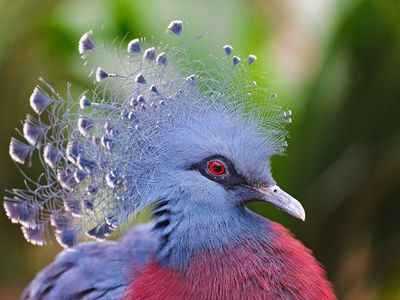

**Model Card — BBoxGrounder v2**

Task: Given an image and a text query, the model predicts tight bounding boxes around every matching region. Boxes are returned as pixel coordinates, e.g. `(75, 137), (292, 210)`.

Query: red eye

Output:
(208, 160), (226, 176)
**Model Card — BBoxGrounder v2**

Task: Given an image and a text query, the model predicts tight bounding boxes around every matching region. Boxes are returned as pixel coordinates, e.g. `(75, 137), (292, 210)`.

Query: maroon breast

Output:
(124, 222), (336, 300)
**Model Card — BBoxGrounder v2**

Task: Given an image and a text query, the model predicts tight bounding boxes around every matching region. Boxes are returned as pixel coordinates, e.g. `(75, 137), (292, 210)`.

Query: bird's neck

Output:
(152, 200), (270, 268)
(130, 209), (337, 300)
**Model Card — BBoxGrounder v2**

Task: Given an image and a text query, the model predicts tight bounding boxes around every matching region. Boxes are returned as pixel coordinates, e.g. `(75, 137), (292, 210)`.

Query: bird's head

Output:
(152, 107), (304, 222)
(5, 20), (304, 248)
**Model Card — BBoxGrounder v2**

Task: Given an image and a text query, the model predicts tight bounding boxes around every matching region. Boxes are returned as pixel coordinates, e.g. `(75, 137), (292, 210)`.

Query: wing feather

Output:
(21, 224), (156, 300)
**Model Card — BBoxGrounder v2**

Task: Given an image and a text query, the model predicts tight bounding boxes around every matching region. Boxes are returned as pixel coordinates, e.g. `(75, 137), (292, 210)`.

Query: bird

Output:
(4, 20), (336, 299)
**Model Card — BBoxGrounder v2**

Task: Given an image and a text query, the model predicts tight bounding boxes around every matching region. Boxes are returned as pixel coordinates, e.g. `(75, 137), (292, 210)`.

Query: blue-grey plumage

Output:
(127, 38), (141, 54)
(4, 20), (292, 248)
(78, 31), (96, 56)
(3, 20), (315, 299)
(21, 224), (156, 300)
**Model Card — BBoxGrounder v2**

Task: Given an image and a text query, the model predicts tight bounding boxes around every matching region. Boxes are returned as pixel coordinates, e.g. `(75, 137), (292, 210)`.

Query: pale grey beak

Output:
(247, 184), (306, 221)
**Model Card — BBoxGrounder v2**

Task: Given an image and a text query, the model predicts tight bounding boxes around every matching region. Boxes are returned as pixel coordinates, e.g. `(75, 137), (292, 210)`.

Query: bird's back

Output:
(21, 224), (156, 300)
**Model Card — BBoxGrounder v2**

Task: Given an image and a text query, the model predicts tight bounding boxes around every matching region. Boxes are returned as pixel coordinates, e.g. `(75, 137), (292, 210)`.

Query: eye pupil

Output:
(213, 164), (222, 173)
(209, 161), (225, 176)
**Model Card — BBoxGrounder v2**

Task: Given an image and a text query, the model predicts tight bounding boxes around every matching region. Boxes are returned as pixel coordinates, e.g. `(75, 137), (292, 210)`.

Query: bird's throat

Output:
(128, 219), (337, 300)
(151, 201), (269, 268)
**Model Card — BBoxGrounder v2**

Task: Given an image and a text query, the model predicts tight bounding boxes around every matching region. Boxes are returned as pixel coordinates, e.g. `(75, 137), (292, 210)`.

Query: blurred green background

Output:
(1, 0), (399, 299)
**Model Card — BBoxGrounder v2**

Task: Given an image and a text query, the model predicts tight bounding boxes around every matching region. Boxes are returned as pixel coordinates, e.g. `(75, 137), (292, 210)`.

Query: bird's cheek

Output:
(231, 187), (260, 205)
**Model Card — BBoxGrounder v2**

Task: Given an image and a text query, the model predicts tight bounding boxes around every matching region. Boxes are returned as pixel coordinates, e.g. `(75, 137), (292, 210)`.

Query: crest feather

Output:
(4, 20), (290, 247)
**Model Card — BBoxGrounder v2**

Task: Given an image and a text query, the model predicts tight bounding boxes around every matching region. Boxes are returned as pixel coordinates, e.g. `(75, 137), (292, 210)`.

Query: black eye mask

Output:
(190, 155), (248, 189)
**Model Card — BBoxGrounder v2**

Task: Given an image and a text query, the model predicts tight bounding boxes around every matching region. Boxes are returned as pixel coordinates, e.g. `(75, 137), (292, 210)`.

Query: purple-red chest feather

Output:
(125, 222), (336, 300)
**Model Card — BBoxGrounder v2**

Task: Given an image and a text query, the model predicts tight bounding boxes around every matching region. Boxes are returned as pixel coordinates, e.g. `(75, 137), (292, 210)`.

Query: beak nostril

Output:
(272, 187), (278, 193)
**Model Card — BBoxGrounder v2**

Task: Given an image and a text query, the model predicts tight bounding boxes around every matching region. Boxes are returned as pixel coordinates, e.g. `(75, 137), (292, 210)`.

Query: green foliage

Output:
(0, 0), (399, 298)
